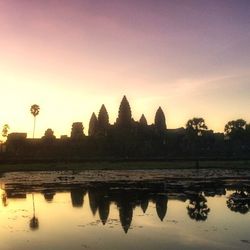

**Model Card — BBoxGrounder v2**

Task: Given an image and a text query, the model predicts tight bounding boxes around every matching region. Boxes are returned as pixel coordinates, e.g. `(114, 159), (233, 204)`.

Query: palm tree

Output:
(30, 104), (40, 138)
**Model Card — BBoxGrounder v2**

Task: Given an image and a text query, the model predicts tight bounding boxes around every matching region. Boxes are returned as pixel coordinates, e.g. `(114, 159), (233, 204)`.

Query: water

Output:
(0, 170), (249, 250)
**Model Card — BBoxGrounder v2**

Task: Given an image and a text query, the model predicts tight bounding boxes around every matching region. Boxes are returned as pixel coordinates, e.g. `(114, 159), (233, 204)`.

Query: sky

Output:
(0, 0), (250, 138)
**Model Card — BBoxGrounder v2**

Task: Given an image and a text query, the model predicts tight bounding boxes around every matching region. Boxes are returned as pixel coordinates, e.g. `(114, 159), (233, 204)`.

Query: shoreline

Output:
(0, 159), (250, 173)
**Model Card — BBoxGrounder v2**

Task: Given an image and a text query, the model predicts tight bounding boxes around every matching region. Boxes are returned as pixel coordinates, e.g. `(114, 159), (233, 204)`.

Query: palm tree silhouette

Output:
(29, 193), (39, 230)
(30, 104), (40, 138)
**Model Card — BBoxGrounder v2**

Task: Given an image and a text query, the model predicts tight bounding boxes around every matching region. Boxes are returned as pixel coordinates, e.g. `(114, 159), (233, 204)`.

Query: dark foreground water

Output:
(0, 169), (250, 250)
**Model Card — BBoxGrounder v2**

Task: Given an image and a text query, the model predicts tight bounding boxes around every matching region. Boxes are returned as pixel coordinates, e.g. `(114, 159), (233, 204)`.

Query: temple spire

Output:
(154, 107), (166, 131)
(116, 95), (132, 127)
(98, 104), (109, 133)
(139, 114), (148, 126)
(88, 112), (98, 136)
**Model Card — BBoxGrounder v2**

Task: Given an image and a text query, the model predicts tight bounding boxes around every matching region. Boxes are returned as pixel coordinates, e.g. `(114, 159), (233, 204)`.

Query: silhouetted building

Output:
(42, 129), (56, 142)
(88, 189), (99, 216)
(141, 198), (149, 213)
(98, 104), (109, 136)
(116, 95), (132, 128)
(60, 135), (69, 140)
(71, 188), (86, 207)
(155, 194), (168, 221)
(4, 95), (250, 159)
(5, 189), (26, 199)
(139, 114), (148, 126)
(154, 107), (166, 132)
(98, 196), (110, 225)
(71, 122), (84, 139)
(88, 112), (98, 136)
(119, 202), (133, 234)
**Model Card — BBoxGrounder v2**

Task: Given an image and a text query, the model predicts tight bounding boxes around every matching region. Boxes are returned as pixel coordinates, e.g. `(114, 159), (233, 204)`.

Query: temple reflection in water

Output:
(1, 179), (249, 234)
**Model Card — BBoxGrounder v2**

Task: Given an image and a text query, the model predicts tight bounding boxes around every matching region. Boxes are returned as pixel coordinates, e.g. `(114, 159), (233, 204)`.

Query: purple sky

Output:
(0, 0), (250, 137)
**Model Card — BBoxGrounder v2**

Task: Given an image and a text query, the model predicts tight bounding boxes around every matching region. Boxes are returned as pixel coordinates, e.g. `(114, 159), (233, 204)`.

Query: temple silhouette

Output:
(1, 95), (250, 161)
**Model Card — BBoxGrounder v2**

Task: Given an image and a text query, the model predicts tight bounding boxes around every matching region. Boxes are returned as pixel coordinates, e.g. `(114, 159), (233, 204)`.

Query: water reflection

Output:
(1, 186), (8, 207)
(1, 179), (250, 234)
(42, 189), (56, 203)
(227, 189), (250, 214)
(70, 188), (86, 208)
(187, 192), (210, 221)
(155, 194), (168, 221)
(30, 193), (39, 230)
(0, 173), (250, 250)
(29, 216), (39, 230)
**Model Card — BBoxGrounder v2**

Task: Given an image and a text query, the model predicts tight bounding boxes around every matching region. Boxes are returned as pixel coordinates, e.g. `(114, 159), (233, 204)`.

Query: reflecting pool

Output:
(0, 170), (249, 249)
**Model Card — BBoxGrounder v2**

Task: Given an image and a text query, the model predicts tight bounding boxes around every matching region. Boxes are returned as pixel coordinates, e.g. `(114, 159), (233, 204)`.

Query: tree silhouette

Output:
(116, 95), (132, 128)
(98, 104), (109, 135)
(227, 190), (249, 214)
(186, 118), (208, 136)
(224, 119), (248, 155)
(155, 107), (166, 132)
(225, 119), (246, 139)
(246, 124), (250, 133)
(187, 193), (210, 221)
(2, 124), (10, 138)
(88, 112), (98, 136)
(246, 124), (250, 145)
(185, 118), (208, 157)
(30, 104), (40, 138)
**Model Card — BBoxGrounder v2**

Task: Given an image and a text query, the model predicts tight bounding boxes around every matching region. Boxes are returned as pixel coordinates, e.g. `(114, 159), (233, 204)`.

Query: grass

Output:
(0, 160), (250, 173)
